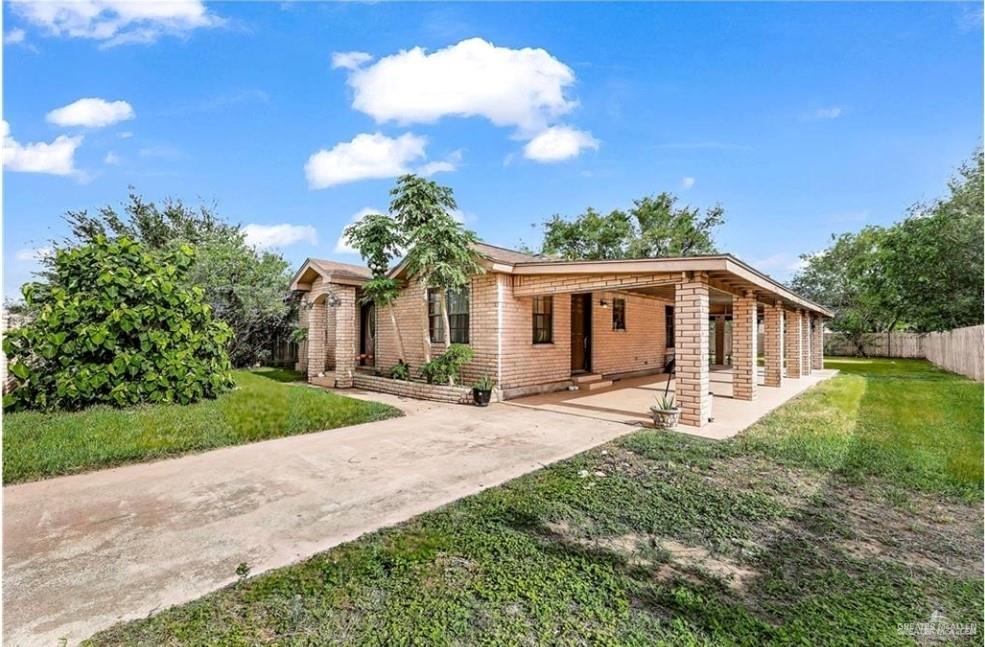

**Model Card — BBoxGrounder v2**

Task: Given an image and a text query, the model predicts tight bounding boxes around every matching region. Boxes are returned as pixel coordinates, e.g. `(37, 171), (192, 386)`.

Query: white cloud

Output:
(342, 38), (577, 134)
(305, 132), (428, 189)
(10, 0), (222, 47)
(47, 98), (135, 128)
(4, 28), (26, 44)
(334, 207), (385, 253)
(242, 224), (318, 249)
(15, 246), (53, 262)
(331, 50), (373, 70)
(2, 120), (83, 176)
(681, 176), (696, 189)
(118, 131), (134, 139)
(522, 125), (599, 163)
(418, 149), (462, 176)
(104, 151), (120, 165)
(753, 252), (805, 275)
(803, 106), (843, 120)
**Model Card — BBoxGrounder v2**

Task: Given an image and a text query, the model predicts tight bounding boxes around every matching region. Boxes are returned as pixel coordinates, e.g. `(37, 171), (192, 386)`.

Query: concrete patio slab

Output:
(507, 368), (839, 440)
(3, 393), (634, 647)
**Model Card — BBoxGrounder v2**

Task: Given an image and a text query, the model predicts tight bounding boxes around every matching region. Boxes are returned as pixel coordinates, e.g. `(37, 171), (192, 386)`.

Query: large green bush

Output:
(3, 237), (234, 411)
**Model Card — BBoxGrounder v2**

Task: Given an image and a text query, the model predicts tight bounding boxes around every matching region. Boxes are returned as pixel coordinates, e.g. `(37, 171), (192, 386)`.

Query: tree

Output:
(539, 192), (725, 259)
(4, 237), (234, 411)
(343, 213), (407, 361)
(389, 175), (483, 364)
(880, 150), (983, 331)
(60, 191), (294, 367)
(792, 227), (903, 354)
(793, 149), (983, 341)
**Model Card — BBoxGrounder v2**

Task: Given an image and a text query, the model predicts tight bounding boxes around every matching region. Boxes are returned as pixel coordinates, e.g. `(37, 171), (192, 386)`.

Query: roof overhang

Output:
(508, 255), (832, 317)
(290, 259), (369, 292)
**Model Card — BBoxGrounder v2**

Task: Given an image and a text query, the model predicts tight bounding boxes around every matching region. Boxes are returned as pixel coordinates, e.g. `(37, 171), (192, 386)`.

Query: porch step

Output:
(572, 373), (603, 384)
(581, 379), (613, 391)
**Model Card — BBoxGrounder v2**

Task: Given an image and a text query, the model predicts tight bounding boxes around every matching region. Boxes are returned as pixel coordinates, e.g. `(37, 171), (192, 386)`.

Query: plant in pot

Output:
(472, 376), (495, 406)
(650, 394), (680, 428)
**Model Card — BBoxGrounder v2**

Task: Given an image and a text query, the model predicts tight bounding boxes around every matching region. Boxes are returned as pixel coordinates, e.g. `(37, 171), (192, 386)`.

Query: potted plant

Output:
(650, 394), (680, 428)
(472, 375), (495, 406)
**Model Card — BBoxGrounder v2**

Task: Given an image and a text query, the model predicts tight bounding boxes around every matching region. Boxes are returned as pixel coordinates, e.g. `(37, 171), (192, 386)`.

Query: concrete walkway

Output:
(508, 368), (838, 440)
(3, 393), (635, 647)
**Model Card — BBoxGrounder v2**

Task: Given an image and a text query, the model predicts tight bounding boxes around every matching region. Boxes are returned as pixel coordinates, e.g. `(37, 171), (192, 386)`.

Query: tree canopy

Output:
(538, 192), (725, 260)
(60, 191), (294, 367)
(4, 237), (233, 411)
(793, 150), (983, 336)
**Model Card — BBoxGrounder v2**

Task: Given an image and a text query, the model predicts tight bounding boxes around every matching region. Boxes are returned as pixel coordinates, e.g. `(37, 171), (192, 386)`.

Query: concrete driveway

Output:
(3, 392), (635, 646)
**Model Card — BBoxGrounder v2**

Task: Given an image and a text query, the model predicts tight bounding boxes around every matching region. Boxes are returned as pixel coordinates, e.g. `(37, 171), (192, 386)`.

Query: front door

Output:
(359, 302), (375, 367)
(570, 293), (592, 373)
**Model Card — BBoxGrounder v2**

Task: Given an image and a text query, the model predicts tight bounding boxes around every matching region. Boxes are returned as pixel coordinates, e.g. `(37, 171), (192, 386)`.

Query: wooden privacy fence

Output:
(824, 325), (984, 381)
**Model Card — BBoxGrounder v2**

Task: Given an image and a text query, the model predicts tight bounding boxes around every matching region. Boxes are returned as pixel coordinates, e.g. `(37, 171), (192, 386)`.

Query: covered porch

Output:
(507, 366), (838, 440)
(510, 256), (832, 429)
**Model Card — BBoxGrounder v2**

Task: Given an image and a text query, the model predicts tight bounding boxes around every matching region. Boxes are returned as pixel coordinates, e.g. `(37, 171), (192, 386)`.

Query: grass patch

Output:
(741, 357), (983, 500)
(85, 359), (984, 645)
(249, 366), (306, 383)
(3, 370), (400, 484)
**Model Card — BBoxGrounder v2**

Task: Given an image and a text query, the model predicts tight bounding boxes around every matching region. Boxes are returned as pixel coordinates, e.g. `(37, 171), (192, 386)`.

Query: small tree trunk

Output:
(389, 305), (406, 361)
(439, 289), (454, 385)
(420, 281), (432, 363)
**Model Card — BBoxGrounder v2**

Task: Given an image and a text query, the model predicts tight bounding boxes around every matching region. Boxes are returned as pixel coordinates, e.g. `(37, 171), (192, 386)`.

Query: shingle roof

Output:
(309, 259), (372, 281)
(472, 242), (556, 265)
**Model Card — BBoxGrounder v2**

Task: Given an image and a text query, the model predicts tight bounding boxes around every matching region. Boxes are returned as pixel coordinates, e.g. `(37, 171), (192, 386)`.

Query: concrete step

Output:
(581, 379), (613, 391)
(572, 373), (603, 384)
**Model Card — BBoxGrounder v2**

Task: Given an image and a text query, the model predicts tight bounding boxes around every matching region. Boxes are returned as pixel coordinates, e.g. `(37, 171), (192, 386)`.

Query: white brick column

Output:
(811, 316), (824, 370)
(800, 311), (812, 376)
(785, 309), (803, 379)
(763, 302), (784, 388)
(732, 291), (758, 401)
(334, 285), (357, 388)
(675, 274), (710, 427)
(306, 299), (327, 380)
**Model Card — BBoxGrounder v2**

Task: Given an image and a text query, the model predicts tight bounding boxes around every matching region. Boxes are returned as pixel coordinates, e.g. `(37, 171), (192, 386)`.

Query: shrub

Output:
(388, 360), (411, 381)
(3, 236), (234, 411)
(473, 375), (495, 391)
(420, 344), (474, 385)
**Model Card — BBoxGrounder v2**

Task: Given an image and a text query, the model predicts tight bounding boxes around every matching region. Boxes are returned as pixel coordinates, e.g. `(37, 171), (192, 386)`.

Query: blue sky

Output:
(3, 1), (982, 298)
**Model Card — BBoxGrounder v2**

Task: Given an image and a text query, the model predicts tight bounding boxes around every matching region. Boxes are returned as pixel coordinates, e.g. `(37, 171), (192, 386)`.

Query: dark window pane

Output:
(428, 287), (470, 344)
(533, 296), (553, 343)
(612, 298), (626, 330)
(666, 305), (675, 348)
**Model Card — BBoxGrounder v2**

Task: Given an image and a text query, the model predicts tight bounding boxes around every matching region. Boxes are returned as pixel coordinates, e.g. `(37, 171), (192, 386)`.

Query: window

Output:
(612, 298), (626, 330)
(533, 296), (553, 344)
(428, 287), (470, 344)
(665, 305), (675, 348)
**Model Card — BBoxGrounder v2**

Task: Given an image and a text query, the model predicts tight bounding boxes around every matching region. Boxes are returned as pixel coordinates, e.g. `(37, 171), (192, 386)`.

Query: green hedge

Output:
(4, 236), (234, 411)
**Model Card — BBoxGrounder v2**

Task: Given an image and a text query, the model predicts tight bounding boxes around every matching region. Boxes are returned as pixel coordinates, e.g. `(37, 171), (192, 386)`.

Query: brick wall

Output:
(375, 274), (498, 387)
(513, 272), (674, 296)
(590, 291), (669, 377)
(731, 291), (758, 401)
(785, 309), (803, 379)
(351, 373), (473, 404)
(675, 276), (710, 427)
(762, 303), (784, 387)
(811, 315), (824, 370)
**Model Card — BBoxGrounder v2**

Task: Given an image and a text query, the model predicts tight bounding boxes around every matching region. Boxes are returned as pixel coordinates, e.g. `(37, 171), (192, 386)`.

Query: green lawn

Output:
(86, 358), (984, 646)
(3, 370), (401, 484)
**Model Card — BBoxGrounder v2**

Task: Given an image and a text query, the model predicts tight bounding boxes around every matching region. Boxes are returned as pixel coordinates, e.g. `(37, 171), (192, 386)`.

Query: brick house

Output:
(290, 243), (831, 428)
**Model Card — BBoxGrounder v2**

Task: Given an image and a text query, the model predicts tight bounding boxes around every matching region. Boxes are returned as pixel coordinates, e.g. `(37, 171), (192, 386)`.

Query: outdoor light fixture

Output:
(599, 299), (610, 309)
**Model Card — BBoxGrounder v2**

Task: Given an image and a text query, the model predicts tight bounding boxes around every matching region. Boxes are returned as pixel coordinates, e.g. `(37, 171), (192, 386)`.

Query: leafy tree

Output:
(389, 175), (483, 363)
(60, 191), (294, 367)
(880, 150), (983, 331)
(539, 192), (725, 259)
(792, 227), (903, 354)
(343, 213), (407, 361)
(794, 149), (983, 341)
(4, 237), (234, 411)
